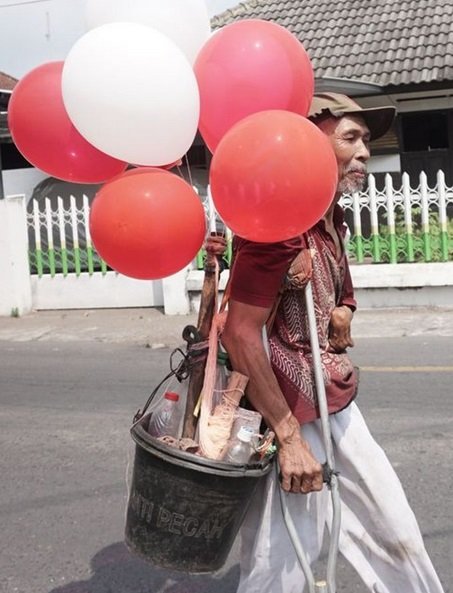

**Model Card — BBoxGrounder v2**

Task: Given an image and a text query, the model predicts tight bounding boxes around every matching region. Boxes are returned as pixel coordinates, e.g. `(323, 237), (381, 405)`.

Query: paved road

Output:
(0, 309), (452, 593)
(0, 305), (452, 346)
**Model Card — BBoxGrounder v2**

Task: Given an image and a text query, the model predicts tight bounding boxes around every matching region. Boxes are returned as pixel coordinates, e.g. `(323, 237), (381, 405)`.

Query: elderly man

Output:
(220, 93), (445, 593)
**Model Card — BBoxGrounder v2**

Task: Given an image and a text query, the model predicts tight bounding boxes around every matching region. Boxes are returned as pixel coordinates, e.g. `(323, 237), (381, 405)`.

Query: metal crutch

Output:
(277, 280), (342, 593)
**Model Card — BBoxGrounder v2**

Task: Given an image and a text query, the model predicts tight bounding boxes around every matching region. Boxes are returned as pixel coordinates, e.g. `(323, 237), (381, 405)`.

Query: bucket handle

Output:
(133, 347), (189, 423)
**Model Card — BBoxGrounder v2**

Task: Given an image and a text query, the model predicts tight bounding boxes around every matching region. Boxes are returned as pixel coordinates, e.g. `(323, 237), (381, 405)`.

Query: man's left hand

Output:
(328, 305), (354, 352)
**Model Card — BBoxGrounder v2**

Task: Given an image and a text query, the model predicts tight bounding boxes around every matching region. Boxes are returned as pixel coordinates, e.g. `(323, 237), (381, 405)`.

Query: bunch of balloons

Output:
(8, 1), (338, 278)
(8, 0), (209, 279)
(195, 18), (338, 242)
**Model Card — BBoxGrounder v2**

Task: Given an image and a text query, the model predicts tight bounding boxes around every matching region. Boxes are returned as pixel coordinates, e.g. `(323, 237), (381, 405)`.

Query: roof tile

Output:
(0, 71), (17, 92)
(212, 0), (453, 87)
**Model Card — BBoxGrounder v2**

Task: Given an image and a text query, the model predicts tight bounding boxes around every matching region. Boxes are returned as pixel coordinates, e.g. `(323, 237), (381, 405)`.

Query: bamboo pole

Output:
(200, 370), (249, 460)
(182, 249), (218, 439)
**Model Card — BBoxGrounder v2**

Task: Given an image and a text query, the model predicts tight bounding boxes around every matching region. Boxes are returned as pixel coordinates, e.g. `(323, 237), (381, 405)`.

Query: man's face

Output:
(317, 114), (371, 195)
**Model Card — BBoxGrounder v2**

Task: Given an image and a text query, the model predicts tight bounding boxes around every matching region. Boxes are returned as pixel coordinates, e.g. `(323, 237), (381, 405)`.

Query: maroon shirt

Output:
(229, 205), (358, 424)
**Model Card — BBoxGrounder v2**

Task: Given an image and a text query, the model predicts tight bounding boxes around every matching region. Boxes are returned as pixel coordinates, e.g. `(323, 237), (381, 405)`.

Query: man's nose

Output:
(356, 139), (370, 162)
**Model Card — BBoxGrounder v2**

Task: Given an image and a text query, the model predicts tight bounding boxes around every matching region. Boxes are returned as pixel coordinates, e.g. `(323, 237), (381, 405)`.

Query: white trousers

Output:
(237, 402), (445, 593)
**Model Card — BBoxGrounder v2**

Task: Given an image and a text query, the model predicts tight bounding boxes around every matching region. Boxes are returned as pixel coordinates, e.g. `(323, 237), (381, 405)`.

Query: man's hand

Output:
(277, 420), (324, 494)
(204, 235), (227, 257)
(328, 305), (354, 352)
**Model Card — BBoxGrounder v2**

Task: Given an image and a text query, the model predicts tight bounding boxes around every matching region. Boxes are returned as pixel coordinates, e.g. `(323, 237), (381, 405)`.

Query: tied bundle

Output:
(198, 309), (249, 460)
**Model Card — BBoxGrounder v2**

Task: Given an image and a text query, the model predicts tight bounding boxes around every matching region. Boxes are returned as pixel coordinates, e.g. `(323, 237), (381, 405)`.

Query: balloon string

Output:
(184, 152), (194, 187)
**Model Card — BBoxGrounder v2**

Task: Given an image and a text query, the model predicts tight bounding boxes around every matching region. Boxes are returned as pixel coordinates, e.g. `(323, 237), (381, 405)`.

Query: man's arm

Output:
(221, 298), (323, 494)
(328, 252), (356, 353)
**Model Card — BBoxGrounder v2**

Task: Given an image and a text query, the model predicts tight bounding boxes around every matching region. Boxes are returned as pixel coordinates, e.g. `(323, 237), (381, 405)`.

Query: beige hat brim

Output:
(309, 101), (396, 141)
(346, 106), (396, 141)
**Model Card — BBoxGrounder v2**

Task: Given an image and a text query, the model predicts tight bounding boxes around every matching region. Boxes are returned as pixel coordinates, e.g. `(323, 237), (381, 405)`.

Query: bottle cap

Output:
(237, 426), (254, 443)
(164, 391), (179, 402)
(217, 351), (229, 365)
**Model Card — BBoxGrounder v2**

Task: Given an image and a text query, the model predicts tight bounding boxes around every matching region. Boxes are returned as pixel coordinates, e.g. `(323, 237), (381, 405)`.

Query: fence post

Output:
(419, 172), (432, 262)
(402, 173), (414, 262)
(57, 196), (69, 276)
(32, 198), (44, 276)
(82, 194), (95, 275)
(352, 191), (364, 262)
(45, 197), (56, 277)
(162, 266), (192, 315)
(437, 170), (449, 262)
(70, 195), (81, 276)
(385, 174), (397, 263)
(0, 195), (33, 316)
(368, 174), (380, 262)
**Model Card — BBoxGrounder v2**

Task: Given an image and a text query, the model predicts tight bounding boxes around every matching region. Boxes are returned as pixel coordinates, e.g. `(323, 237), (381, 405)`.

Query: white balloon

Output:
(62, 22), (200, 167)
(85, 0), (211, 65)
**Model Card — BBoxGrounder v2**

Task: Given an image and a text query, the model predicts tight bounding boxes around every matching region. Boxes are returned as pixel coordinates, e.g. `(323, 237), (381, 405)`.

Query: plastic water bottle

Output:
(212, 350), (230, 408)
(148, 392), (181, 438)
(224, 426), (255, 464)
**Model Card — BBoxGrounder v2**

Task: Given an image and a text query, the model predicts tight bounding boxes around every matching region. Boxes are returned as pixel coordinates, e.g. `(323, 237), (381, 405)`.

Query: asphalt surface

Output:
(0, 306), (452, 593)
(0, 305), (452, 346)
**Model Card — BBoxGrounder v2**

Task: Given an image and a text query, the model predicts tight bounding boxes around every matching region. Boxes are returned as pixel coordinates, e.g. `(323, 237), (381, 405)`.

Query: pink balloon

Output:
(195, 19), (314, 153)
(8, 62), (127, 183)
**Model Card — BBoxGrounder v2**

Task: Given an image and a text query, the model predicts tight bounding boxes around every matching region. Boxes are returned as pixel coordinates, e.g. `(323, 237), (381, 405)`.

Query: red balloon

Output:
(209, 110), (338, 243)
(160, 159), (183, 170)
(8, 61), (127, 183)
(89, 170), (206, 279)
(194, 19), (314, 153)
(119, 167), (161, 178)
(121, 162), (182, 178)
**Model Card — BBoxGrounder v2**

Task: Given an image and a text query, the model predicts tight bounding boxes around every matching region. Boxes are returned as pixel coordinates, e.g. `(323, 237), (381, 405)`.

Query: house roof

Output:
(0, 71), (17, 93)
(0, 72), (17, 140)
(211, 0), (453, 88)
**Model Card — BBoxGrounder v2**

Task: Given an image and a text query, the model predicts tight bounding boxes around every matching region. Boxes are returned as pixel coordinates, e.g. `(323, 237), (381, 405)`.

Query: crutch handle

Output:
(322, 462), (340, 487)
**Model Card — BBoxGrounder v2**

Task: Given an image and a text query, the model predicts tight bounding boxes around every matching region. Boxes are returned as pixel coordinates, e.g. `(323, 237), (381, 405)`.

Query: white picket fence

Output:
(27, 189), (215, 277)
(339, 171), (453, 264)
(26, 172), (453, 278)
(28, 194), (102, 276)
(20, 171), (453, 311)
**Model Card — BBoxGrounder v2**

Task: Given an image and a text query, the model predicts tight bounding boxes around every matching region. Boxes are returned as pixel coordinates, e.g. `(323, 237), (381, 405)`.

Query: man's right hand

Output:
(221, 298), (324, 495)
(277, 427), (324, 494)
(204, 235), (227, 256)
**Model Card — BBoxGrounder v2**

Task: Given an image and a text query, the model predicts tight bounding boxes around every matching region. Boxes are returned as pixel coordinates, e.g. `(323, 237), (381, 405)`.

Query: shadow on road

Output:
(48, 542), (239, 593)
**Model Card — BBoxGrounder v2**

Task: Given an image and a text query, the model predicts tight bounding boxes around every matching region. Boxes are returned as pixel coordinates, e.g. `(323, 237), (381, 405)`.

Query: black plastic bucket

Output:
(125, 414), (273, 573)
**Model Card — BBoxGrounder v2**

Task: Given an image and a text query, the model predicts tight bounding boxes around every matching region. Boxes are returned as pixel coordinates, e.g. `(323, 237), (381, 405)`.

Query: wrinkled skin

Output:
(329, 305), (354, 353)
(204, 234), (227, 257)
(218, 114), (371, 493)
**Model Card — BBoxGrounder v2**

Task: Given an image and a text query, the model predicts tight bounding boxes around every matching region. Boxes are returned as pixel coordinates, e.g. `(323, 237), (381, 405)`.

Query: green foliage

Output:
(29, 247), (106, 276)
(348, 206), (453, 263)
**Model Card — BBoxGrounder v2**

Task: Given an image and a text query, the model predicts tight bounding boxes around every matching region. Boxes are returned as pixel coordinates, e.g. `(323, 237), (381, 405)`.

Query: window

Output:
(0, 142), (32, 169)
(401, 112), (449, 152)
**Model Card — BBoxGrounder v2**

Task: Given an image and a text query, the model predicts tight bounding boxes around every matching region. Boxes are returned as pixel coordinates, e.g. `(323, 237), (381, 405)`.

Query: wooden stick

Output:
(182, 252), (218, 439)
(201, 371), (249, 460)
(218, 371), (248, 406)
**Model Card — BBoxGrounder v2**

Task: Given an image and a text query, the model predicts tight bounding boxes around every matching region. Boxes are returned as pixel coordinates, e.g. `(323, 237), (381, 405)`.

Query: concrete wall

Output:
(31, 272), (164, 311)
(351, 262), (453, 308)
(0, 195), (32, 316)
(1, 193), (452, 317)
(3, 169), (47, 205)
(186, 263), (453, 313)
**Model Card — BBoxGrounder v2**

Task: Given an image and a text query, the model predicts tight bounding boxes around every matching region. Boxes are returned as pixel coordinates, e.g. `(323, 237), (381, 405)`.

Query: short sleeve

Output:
(339, 257), (357, 311)
(229, 236), (303, 308)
